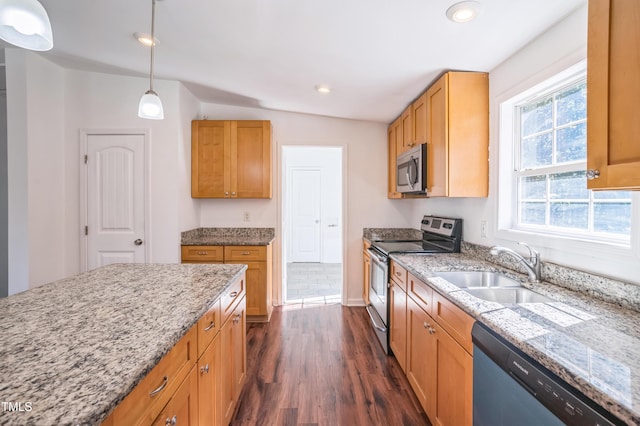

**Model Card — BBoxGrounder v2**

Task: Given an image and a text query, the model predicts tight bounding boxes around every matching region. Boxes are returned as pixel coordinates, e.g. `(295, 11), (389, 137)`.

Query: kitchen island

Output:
(0, 263), (247, 426)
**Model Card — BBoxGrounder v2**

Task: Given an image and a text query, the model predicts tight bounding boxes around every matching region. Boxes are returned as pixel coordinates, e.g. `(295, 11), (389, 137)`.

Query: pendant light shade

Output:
(138, 0), (164, 120)
(0, 0), (53, 51)
(138, 89), (164, 120)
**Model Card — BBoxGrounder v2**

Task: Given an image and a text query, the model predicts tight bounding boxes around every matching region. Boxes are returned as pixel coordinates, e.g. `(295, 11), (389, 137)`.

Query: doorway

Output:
(282, 146), (343, 304)
(80, 131), (149, 271)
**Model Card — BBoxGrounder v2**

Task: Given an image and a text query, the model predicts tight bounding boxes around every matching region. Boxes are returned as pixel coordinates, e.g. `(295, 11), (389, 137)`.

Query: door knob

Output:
(134, 239), (143, 246)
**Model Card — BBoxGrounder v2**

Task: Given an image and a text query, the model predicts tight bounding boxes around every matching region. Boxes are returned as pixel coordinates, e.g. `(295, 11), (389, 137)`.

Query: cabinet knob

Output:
(229, 291), (238, 298)
(586, 169), (600, 180)
(232, 192), (236, 195)
(171, 415), (177, 426)
(423, 321), (430, 329)
(200, 364), (210, 374)
(429, 327), (436, 334)
(225, 191), (229, 196)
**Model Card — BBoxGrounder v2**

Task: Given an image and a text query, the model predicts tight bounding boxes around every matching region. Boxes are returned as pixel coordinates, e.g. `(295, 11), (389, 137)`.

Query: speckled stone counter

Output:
(0, 263), (247, 426)
(181, 227), (275, 246)
(390, 251), (640, 425)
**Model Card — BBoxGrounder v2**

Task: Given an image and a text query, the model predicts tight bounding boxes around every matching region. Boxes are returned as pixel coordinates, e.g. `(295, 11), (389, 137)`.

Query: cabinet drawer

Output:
(197, 299), (221, 358)
(221, 274), (246, 326)
(112, 326), (197, 425)
(407, 273), (433, 316)
(390, 260), (407, 290)
(181, 245), (224, 263)
(432, 291), (474, 354)
(224, 246), (266, 262)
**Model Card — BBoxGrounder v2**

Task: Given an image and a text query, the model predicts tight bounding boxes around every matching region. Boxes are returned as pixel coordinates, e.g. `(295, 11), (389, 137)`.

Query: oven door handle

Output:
(365, 304), (388, 333)
(367, 248), (387, 264)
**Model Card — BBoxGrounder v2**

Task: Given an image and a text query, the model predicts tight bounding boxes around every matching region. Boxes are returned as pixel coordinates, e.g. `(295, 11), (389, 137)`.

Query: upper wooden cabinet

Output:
(399, 106), (413, 154)
(192, 120), (272, 198)
(388, 118), (403, 198)
(426, 72), (489, 197)
(412, 92), (428, 145)
(587, 0), (640, 190)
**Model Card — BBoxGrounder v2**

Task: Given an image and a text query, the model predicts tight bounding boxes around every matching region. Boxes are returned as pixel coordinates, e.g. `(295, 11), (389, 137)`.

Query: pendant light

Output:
(138, 0), (164, 120)
(0, 0), (53, 51)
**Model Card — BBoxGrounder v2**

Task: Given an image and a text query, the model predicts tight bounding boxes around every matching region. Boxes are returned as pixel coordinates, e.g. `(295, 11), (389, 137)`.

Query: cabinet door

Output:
(231, 121), (272, 198)
(425, 74), (448, 197)
(400, 106), (413, 153)
(413, 92), (427, 145)
(587, 0), (640, 190)
(152, 366), (198, 426)
(406, 297), (436, 420)
(389, 282), (407, 372)
(220, 297), (247, 425)
(192, 120), (230, 198)
(387, 117), (402, 198)
(198, 334), (222, 426)
(387, 125), (401, 199)
(243, 261), (267, 317)
(363, 250), (371, 304)
(433, 321), (473, 426)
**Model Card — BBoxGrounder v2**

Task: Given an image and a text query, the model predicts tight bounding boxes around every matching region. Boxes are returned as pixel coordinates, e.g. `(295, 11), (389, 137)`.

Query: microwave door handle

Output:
(407, 158), (418, 190)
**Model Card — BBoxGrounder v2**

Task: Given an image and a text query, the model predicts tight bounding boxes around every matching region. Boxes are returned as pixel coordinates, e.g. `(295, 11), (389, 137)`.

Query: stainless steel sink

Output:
(465, 287), (552, 304)
(436, 271), (522, 288)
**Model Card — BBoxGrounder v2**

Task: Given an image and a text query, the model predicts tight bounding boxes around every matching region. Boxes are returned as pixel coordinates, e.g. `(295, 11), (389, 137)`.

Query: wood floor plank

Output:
(232, 305), (430, 426)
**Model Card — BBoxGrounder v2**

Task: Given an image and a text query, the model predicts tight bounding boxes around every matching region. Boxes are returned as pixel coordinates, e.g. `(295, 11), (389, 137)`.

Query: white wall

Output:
(283, 146), (342, 263)
(198, 103), (414, 305)
(64, 71), (200, 274)
(6, 50), (66, 293)
(409, 4), (640, 285)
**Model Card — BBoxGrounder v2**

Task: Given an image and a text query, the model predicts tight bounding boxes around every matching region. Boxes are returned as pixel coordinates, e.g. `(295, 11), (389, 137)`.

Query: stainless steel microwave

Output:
(397, 144), (427, 194)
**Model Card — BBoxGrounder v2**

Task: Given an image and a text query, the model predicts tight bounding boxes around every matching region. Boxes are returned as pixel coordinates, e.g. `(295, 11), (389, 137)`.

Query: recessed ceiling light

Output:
(446, 1), (481, 23)
(315, 85), (331, 94)
(134, 32), (158, 46)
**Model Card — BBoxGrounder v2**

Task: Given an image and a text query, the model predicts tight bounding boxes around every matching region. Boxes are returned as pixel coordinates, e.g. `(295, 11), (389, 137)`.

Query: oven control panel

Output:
(420, 216), (461, 237)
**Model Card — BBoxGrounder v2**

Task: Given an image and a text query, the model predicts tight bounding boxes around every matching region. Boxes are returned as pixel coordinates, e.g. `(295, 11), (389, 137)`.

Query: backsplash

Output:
(462, 242), (640, 313)
(363, 228), (423, 242)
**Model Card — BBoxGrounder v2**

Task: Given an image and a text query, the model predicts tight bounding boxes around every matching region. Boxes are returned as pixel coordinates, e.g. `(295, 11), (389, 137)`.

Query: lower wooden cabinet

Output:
(395, 271), (474, 426)
(182, 244), (272, 323)
(152, 366), (199, 426)
(362, 241), (371, 304)
(105, 274), (247, 426)
(389, 280), (407, 372)
(221, 297), (247, 425)
(198, 332), (222, 426)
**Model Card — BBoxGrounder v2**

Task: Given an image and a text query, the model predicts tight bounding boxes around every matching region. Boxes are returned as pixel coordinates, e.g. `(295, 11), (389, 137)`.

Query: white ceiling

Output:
(29, 0), (586, 123)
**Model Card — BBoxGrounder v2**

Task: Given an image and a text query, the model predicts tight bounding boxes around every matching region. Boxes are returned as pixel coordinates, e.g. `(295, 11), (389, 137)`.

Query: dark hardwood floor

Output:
(232, 304), (431, 426)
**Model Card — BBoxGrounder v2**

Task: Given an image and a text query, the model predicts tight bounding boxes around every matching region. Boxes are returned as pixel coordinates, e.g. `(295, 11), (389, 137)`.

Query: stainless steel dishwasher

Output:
(472, 322), (623, 426)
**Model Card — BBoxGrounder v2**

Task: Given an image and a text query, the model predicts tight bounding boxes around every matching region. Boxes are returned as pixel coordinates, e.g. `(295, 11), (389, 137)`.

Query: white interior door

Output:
(290, 168), (321, 262)
(85, 133), (146, 270)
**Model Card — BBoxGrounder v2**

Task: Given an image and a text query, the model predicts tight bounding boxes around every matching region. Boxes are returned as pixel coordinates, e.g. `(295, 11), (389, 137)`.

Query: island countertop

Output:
(0, 263), (247, 426)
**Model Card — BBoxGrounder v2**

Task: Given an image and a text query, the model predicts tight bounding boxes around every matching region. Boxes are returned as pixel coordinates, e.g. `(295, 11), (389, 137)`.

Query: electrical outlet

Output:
(480, 220), (488, 238)
(243, 212), (250, 222)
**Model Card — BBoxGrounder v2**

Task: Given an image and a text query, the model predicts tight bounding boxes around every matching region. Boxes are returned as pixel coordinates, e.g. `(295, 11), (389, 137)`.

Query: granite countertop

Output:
(362, 227), (422, 242)
(0, 263), (247, 426)
(181, 227), (275, 246)
(390, 251), (640, 425)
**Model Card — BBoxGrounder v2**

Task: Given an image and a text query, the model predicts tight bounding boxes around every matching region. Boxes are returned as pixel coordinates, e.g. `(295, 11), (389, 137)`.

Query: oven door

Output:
(366, 247), (389, 354)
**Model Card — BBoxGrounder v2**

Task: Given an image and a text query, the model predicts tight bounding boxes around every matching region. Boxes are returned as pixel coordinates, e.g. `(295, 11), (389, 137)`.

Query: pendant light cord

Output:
(149, 0), (156, 92)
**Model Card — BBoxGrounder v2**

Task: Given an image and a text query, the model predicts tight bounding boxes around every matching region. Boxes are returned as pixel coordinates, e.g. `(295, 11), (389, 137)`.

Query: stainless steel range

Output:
(366, 215), (462, 354)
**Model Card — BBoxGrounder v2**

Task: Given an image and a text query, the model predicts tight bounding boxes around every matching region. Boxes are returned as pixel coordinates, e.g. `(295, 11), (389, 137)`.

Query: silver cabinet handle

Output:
(328, 224), (338, 227)
(134, 239), (143, 246)
(165, 417), (171, 426)
(204, 321), (216, 331)
(233, 313), (241, 324)
(429, 327), (436, 335)
(149, 376), (168, 396)
(171, 415), (177, 426)
(229, 291), (238, 298)
(198, 251), (208, 255)
(241, 251), (251, 255)
(200, 364), (209, 374)
(586, 169), (600, 180)
(423, 321), (430, 329)
(231, 192), (236, 195)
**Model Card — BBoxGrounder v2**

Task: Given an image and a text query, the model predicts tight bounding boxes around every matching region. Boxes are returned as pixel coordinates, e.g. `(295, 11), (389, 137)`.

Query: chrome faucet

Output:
(489, 242), (542, 282)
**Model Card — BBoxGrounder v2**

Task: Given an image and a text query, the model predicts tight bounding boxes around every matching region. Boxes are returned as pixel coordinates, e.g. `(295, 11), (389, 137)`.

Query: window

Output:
(506, 66), (632, 243)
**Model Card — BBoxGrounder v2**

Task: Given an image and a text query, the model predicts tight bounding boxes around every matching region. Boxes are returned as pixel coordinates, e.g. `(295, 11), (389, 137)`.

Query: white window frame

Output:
(496, 60), (640, 265)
